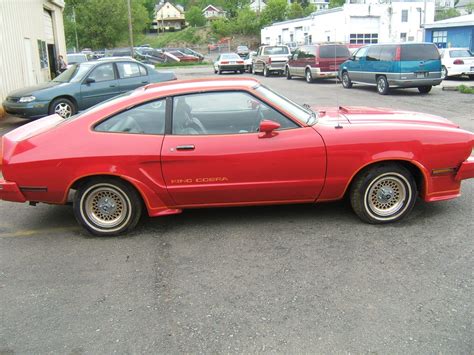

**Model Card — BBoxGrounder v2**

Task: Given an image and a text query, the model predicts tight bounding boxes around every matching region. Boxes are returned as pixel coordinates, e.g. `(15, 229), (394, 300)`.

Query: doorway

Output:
(47, 43), (57, 79)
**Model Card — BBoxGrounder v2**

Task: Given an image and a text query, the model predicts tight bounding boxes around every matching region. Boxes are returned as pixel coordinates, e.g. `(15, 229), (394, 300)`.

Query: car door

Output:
(160, 90), (326, 206)
(348, 46), (368, 82)
(116, 61), (150, 93)
(80, 63), (120, 108)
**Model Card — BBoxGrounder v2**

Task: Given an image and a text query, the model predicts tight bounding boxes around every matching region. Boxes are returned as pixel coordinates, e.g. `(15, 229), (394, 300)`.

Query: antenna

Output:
(334, 27), (343, 129)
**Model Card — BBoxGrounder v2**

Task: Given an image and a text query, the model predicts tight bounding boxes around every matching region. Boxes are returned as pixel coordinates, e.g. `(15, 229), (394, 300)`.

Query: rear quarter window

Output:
(401, 44), (440, 61)
(319, 45), (350, 58)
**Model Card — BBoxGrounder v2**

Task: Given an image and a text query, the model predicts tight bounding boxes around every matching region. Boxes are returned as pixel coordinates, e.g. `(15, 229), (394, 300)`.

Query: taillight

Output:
(394, 46), (401, 61)
(237, 61), (244, 64)
(221, 61), (229, 64)
(453, 59), (464, 65)
(0, 137), (3, 170)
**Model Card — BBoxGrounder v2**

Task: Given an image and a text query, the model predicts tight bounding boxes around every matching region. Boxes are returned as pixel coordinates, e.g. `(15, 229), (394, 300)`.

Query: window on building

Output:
(400, 32), (407, 42)
(37, 40), (48, 69)
(349, 33), (378, 44)
(433, 30), (448, 45)
(401, 10), (408, 22)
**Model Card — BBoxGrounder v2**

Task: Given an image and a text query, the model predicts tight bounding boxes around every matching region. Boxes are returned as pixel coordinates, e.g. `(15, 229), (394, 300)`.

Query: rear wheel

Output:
(263, 65), (270, 77)
(376, 76), (389, 95)
(218, 66), (222, 75)
(441, 66), (448, 79)
(350, 164), (417, 224)
(305, 69), (313, 83)
(73, 178), (143, 236)
(286, 66), (292, 80)
(418, 85), (432, 94)
(468, 74), (474, 80)
(49, 97), (76, 118)
(240, 69), (244, 74)
(341, 71), (352, 88)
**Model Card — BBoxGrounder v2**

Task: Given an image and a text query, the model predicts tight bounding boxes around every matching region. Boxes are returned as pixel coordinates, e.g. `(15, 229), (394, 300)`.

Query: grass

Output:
(155, 61), (212, 68)
(145, 27), (206, 48)
(457, 85), (474, 94)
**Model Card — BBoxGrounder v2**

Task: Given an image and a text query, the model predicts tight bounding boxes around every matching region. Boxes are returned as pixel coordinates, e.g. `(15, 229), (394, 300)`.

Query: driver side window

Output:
(172, 91), (298, 135)
(87, 63), (115, 82)
(354, 47), (368, 60)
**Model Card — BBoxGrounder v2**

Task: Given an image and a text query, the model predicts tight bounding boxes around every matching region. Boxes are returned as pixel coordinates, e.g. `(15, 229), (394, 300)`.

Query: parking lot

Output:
(0, 68), (473, 353)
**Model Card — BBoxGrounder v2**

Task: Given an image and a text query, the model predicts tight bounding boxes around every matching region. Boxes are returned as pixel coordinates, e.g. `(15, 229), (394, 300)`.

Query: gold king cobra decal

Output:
(171, 177), (229, 184)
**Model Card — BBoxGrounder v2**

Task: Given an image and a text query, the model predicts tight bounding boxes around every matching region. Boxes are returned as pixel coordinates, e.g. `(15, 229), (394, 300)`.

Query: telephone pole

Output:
(127, 0), (134, 56)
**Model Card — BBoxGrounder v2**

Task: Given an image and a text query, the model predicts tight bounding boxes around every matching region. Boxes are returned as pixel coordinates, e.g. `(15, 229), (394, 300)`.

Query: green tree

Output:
(185, 6), (206, 26)
(64, 0), (149, 50)
(464, 1), (474, 14)
(260, 0), (288, 26)
(288, 2), (304, 19)
(435, 8), (460, 21)
(329, 0), (345, 9)
(211, 18), (234, 37)
(235, 6), (260, 35)
(303, 4), (316, 16)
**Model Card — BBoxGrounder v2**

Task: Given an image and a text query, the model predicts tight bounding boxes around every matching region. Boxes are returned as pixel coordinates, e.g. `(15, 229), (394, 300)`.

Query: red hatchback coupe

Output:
(1, 78), (473, 236)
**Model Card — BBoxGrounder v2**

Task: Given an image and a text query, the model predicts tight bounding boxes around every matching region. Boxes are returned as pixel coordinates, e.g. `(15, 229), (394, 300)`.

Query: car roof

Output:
(140, 77), (260, 96)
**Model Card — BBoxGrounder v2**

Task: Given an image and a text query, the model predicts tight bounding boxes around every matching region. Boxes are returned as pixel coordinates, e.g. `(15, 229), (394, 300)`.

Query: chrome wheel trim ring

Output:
(54, 102), (72, 118)
(80, 184), (132, 233)
(441, 67), (447, 79)
(306, 70), (311, 82)
(342, 73), (349, 86)
(377, 78), (386, 92)
(364, 172), (412, 221)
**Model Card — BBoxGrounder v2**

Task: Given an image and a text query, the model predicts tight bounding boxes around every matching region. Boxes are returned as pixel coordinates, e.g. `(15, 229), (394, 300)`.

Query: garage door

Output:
(43, 10), (54, 43)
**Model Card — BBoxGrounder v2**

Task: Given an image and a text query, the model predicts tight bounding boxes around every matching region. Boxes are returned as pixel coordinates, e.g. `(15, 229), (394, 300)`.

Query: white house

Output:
(261, 0), (436, 46)
(0, 0), (66, 116)
(250, 0), (266, 12)
(202, 5), (226, 19)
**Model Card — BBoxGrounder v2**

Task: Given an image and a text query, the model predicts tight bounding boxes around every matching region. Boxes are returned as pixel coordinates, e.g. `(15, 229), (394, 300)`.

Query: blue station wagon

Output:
(339, 43), (442, 95)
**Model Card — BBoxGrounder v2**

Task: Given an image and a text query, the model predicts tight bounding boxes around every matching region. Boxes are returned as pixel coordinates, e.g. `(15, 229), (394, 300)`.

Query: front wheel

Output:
(49, 97), (76, 118)
(418, 85), (432, 94)
(376, 76), (389, 95)
(305, 69), (313, 83)
(341, 71), (352, 88)
(286, 66), (292, 80)
(73, 178), (143, 236)
(350, 164), (417, 224)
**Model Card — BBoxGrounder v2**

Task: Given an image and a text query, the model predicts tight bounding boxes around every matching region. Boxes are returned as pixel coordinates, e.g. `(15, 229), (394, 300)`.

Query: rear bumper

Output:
(219, 65), (245, 71)
(0, 179), (26, 203)
(455, 156), (474, 181)
(311, 68), (338, 78)
(388, 78), (442, 88)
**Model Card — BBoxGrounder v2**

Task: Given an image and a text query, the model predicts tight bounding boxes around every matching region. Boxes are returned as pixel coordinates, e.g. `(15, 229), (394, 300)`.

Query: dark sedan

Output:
(2, 59), (176, 119)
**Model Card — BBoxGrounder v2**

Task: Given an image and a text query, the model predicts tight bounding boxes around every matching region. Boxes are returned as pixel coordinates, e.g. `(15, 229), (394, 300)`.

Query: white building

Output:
(0, 0), (67, 116)
(261, 0), (436, 46)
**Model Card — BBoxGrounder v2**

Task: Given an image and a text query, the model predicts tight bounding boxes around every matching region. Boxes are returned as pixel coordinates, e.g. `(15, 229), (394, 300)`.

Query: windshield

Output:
(263, 46), (290, 55)
(449, 49), (473, 58)
(53, 63), (94, 83)
(255, 85), (315, 125)
(67, 54), (88, 64)
(221, 53), (241, 60)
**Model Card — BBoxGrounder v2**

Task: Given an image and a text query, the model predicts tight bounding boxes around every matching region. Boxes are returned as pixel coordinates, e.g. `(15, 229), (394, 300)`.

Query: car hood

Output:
(6, 81), (71, 98)
(313, 106), (459, 129)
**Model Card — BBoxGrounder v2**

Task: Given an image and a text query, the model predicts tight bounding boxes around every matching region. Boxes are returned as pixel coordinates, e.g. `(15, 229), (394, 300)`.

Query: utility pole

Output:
(422, 0), (427, 41)
(72, 6), (79, 52)
(127, 0), (134, 56)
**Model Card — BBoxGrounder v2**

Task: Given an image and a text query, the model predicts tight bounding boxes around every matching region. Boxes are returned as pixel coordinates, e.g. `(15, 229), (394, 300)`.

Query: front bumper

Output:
(455, 156), (474, 181)
(2, 100), (50, 119)
(0, 179), (26, 203)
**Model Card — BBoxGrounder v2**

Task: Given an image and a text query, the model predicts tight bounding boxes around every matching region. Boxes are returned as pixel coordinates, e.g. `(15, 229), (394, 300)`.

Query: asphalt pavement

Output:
(0, 67), (473, 353)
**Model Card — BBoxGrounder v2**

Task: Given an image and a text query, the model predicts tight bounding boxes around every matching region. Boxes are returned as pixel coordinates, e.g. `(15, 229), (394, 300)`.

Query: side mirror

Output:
(350, 55), (356, 61)
(85, 77), (95, 84)
(259, 120), (280, 138)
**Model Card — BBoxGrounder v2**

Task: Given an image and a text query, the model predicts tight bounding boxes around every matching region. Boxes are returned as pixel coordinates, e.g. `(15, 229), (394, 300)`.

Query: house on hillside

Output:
(0, 0), (66, 114)
(153, 1), (186, 32)
(202, 5), (226, 19)
(250, 0), (266, 13)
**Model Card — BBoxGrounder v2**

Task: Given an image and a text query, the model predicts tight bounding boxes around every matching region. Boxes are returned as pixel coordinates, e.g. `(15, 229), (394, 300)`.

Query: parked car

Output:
(163, 48), (204, 61)
(2, 59), (176, 119)
(104, 47), (134, 57)
(214, 53), (245, 74)
(237, 45), (250, 57)
(1, 77), (473, 236)
(244, 51), (257, 72)
(165, 50), (200, 62)
(339, 42), (442, 95)
(252, 45), (291, 76)
(440, 48), (474, 79)
(286, 44), (350, 83)
(285, 42), (298, 53)
(66, 53), (88, 66)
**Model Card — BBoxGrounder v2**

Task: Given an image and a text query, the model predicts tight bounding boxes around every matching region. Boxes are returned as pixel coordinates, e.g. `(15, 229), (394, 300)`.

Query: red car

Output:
(0, 78), (473, 236)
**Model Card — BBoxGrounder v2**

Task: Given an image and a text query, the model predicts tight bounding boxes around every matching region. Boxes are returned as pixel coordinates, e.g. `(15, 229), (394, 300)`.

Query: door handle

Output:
(176, 145), (195, 151)
(109, 84), (117, 87)
(141, 81), (149, 84)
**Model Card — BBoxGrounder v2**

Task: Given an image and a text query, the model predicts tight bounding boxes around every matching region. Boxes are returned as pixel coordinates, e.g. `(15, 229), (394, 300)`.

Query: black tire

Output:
(441, 66), (448, 79)
(251, 65), (256, 74)
(376, 75), (389, 95)
(468, 74), (474, 80)
(218, 66), (222, 75)
(341, 71), (352, 88)
(73, 178), (143, 236)
(350, 164), (417, 224)
(286, 66), (292, 80)
(305, 68), (313, 83)
(240, 69), (244, 74)
(49, 97), (76, 118)
(418, 85), (432, 94)
(263, 65), (270, 77)
(214, 68), (217, 74)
